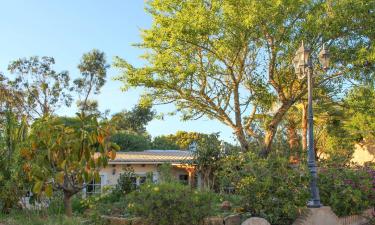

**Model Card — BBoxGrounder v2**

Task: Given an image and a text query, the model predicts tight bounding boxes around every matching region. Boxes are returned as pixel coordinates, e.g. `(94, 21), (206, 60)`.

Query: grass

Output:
(0, 211), (89, 225)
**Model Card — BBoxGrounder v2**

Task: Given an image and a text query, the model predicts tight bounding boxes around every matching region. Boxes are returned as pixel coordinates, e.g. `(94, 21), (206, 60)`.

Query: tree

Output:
(18, 50), (111, 216)
(7, 56), (72, 118)
(23, 114), (118, 217)
(111, 132), (152, 151)
(109, 101), (155, 151)
(152, 135), (180, 150)
(0, 73), (31, 212)
(152, 131), (207, 150)
(194, 133), (221, 190)
(0, 107), (29, 213)
(343, 85), (375, 142)
(115, 0), (374, 156)
(74, 49), (109, 115)
(111, 103), (155, 134)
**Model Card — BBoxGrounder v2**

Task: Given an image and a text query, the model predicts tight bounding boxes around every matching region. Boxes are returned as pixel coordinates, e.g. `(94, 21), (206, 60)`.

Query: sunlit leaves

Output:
(23, 115), (115, 198)
(32, 181), (43, 194)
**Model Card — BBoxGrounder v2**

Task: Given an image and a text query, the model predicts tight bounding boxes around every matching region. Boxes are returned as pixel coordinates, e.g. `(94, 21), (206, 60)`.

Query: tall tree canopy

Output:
(74, 49), (109, 115)
(7, 56), (72, 118)
(111, 103), (155, 134)
(115, 0), (374, 155)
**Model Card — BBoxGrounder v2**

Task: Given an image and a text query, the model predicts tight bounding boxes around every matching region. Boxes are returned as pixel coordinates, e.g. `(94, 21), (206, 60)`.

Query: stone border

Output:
(339, 208), (374, 225)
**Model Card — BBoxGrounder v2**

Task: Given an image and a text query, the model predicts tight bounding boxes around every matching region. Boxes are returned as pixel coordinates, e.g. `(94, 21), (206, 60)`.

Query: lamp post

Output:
(293, 41), (330, 208)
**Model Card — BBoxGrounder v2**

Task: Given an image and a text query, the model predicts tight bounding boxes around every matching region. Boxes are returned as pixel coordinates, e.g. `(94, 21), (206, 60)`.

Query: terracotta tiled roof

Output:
(108, 150), (194, 164)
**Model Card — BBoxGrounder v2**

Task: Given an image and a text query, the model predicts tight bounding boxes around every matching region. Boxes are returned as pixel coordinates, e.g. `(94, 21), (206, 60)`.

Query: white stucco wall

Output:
(99, 163), (189, 187)
(351, 143), (375, 165)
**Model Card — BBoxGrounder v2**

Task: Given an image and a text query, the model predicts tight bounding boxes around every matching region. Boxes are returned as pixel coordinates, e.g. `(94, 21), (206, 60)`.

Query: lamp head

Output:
(293, 41), (309, 79)
(319, 44), (330, 70)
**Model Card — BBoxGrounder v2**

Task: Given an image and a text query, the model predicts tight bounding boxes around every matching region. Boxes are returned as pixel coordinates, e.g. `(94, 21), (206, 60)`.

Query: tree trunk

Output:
(261, 128), (276, 157)
(287, 123), (299, 151)
(235, 129), (249, 152)
(287, 119), (299, 162)
(63, 191), (73, 217)
(302, 102), (308, 151)
(260, 101), (294, 157)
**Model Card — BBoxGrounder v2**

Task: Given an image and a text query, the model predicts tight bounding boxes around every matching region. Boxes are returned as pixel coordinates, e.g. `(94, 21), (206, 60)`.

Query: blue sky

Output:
(0, 0), (237, 143)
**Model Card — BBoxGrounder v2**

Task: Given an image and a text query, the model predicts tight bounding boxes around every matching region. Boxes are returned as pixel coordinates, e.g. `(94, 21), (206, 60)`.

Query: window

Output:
(130, 177), (137, 189)
(86, 175), (103, 195)
(139, 176), (146, 185)
(179, 174), (189, 185)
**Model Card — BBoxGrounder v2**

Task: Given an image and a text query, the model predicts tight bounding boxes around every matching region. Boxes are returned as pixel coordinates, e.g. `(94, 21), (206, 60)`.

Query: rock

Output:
(224, 214), (241, 225)
(221, 200), (232, 211)
(241, 217), (270, 225)
(204, 216), (224, 225)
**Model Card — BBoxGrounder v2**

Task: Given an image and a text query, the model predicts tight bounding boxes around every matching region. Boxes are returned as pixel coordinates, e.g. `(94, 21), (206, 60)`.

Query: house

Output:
(351, 141), (375, 165)
(86, 150), (198, 195)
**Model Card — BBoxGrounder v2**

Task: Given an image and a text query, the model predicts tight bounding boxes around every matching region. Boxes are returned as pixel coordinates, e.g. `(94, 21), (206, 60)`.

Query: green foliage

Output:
(0, 108), (29, 212)
(344, 86), (375, 141)
(115, 0), (375, 152)
(111, 131), (151, 151)
(194, 133), (222, 190)
(319, 165), (374, 216)
(158, 163), (175, 183)
(218, 153), (310, 225)
(113, 167), (136, 196)
(111, 103), (155, 134)
(74, 49), (108, 115)
(74, 49), (108, 96)
(0, 210), (86, 225)
(7, 56), (72, 117)
(151, 135), (180, 150)
(23, 114), (118, 217)
(152, 131), (209, 150)
(127, 182), (214, 225)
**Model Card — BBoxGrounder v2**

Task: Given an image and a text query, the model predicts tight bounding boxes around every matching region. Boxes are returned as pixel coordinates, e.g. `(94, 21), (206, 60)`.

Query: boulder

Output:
(221, 200), (232, 211)
(224, 214), (241, 225)
(241, 217), (270, 225)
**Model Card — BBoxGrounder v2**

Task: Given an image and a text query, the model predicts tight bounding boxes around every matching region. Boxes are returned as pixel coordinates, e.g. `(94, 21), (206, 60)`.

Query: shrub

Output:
(127, 182), (214, 225)
(319, 165), (374, 216)
(113, 167), (136, 196)
(220, 152), (310, 225)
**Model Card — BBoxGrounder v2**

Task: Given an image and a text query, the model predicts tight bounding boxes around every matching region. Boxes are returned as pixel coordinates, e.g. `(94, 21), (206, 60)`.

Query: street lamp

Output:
(293, 41), (330, 208)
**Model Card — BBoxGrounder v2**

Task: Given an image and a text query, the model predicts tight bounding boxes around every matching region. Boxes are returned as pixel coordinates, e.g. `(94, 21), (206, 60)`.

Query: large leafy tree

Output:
(111, 132), (152, 151)
(17, 49), (113, 217)
(109, 102), (155, 151)
(7, 56), (72, 118)
(115, 0), (374, 155)
(152, 131), (208, 150)
(111, 103), (155, 134)
(23, 115), (118, 217)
